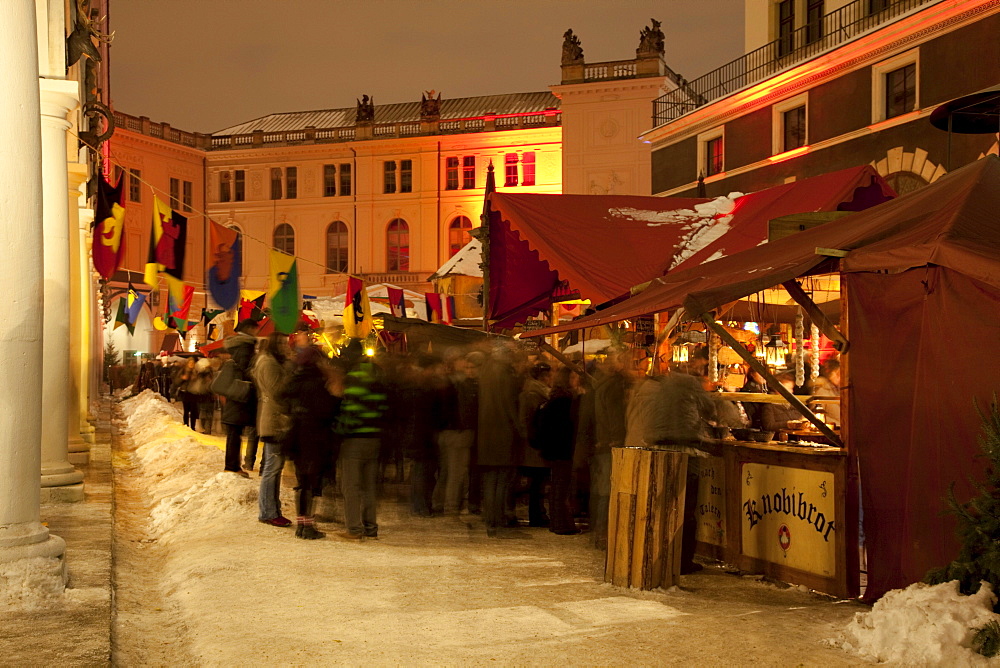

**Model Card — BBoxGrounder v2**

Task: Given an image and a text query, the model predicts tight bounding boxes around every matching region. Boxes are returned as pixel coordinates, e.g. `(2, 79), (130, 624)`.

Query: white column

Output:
(76, 189), (97, 443)
(67, 164), (92, 463)
(0, 0), (66, 569)
(38, 77), (84, 502)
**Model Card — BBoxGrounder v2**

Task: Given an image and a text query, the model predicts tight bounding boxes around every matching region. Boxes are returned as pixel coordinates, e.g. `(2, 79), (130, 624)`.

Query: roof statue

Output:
(420, 90), (441, 119)
(638, 18), (664, 56)
(561, 28), (584, 65)
(356, 94), (375, 123)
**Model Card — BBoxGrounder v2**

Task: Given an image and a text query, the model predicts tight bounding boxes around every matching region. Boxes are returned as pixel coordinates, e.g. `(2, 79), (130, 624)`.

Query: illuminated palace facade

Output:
(646, 0), (1000, 198)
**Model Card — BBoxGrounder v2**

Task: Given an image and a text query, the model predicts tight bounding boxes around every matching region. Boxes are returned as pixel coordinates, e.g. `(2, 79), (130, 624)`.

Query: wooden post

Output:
(782, 279), (849, 353)
(477, 162), (495, 333)
(606, 447), (688, 590)
(839, 271), (861, 596)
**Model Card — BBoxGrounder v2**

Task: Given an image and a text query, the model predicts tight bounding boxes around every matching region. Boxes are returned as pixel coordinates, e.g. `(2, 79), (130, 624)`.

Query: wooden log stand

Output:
(606, 446), (689, 590)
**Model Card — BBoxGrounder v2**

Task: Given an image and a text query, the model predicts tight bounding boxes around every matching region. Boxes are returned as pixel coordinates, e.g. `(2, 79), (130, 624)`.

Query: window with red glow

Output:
(505, 153), (518, 186)
(448, 216), (473, 257)
(462, 156), (476, 189)
(521, 152), (535, 186)
(386, 218), (409, 272)
(326, 221), (348, 273)
(705, 136), (724, 176)
(445, 157), (459, 190)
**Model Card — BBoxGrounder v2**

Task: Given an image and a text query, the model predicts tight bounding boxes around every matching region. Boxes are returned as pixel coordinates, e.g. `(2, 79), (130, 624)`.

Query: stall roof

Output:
(429, 238), (483, 280)
(487, 165), (892, 328)
(524, 156), (1000, 337)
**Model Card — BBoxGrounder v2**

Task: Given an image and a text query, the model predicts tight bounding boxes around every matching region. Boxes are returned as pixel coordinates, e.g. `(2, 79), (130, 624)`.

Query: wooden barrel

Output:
(606, 446), (689, 590)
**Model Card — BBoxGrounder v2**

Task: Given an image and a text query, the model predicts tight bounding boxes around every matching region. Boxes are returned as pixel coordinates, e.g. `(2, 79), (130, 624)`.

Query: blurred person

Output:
(336, 343), (387, 540)
(157, 357), (173, 399)
(518, 361), (553, 527)
(187, 357), (217, 434)
(280, 345), (341, 539)
(396, 353), (444, 517)
(221, 319), (260, 477)
(434, 349), (479, 516)
(739, 367), (768, 429)
(536, 366), (580, 535)
(252, 333), (292, 528)
(464, 350), (486, 514)
(592, 349), (644, 549)
(760, 372), (802, 432)
(572, 360), (600, 526)
(477, 345), (522, 537)
(809, 359), (841, 425)
(173, 358), (199, 430)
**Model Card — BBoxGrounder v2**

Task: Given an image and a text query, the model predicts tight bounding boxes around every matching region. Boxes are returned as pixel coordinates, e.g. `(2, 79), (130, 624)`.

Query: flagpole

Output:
(476, 161), (495, 333)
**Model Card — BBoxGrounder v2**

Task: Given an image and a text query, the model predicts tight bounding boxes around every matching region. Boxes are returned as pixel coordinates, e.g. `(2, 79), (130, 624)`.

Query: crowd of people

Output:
(135, 320), (840, 558)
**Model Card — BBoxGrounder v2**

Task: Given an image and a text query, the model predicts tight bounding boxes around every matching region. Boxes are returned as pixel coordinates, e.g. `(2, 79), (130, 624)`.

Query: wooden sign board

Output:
(692, 456), (726, 547)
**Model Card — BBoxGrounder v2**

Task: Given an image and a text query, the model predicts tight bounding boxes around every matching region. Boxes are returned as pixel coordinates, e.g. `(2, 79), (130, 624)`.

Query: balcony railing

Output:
(652, 0), (941, 126)
(113, 111), (204, 148)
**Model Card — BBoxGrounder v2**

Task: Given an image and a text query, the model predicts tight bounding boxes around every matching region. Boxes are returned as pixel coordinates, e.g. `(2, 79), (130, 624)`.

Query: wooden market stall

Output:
(524, 156), (1000, 599)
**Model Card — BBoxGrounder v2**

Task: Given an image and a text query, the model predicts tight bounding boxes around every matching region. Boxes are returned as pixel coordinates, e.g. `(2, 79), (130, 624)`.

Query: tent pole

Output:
(538, 341), (593, 383)
(782, 279), (850, 352)
(699, 312), (843, 447)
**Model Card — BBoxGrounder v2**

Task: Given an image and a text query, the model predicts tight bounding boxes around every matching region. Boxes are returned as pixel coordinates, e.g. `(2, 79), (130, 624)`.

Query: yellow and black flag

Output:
(144, 196), (187, 302)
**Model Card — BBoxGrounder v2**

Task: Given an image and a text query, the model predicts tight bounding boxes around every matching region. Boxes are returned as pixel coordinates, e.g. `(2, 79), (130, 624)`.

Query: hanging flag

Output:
(201, 308), (224, 326)
(443, 296), (456, 325)
(207, 324), (218, 341)
(239, 290), (266, 321)
(425, 292), (443, 323)
(113, 298), (133, 334)
(124, 284), (146, 325)
(93, 175), (125, 280)
(144, 196), (187, 289)
(387, 287), (406, 318)
(207, 221), (242, 310)
(168, 282), (195, 333)
(269, 250), (299, 335)
(343, 277), (373, 339)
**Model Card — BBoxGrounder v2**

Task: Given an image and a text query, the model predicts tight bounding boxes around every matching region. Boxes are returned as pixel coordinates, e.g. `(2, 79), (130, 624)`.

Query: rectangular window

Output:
(868, 0), (890, 15)
(383, 161), (396, 194)
(806, 0), (824, 45)
(462, 156), (476, 189)
(323, 164), (337, 197)
(705, 136), (724, 176)
(400, 159), (412, 193)
(182, 181), (192, 212)
(219, 172), (232, 203)
(270, 168), (282, 199)
(777, 0), (795, 57)
(339, 163), (351, 196)
(234, 170), (245, 201)
(885, 63), (916, 119)
(522, 152), (536, 186)
(169, 178), (180, 209)
(783, 106), (806, 152)
(504, 153), (518, 187)
(128, 169), (141, 203)
(445, 157), (459, 190)
(285, 166), (297, 199)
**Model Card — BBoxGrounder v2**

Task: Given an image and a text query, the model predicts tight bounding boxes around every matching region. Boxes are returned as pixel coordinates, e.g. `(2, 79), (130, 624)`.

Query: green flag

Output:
(269, 250), (299, 334)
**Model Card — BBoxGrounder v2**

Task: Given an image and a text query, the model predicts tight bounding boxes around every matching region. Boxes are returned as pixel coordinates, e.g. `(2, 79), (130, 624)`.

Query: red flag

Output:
(424, 293), (443, 323)
(93, 175), (125, 280)
(387, 287), (406, 317)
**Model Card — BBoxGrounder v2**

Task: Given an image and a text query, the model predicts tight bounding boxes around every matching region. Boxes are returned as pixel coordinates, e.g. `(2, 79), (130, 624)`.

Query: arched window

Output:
(448, 216), (474, 257)
(326, 221), (349, 273)
(386, 218), (409, 272)
(884, 171), (929, 196)
(273, 223), (295, 255)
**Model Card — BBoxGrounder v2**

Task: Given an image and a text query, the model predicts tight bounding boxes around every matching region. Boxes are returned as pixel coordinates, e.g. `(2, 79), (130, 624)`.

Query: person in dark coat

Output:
(279, 345), (341, 539)
(476, 346), (522, 537)
(399, 354), (445, 517)
(433, 352), (480, 516)
(221, 320), (259, 476)
(173, 358), (199, 430)
(536, 366), (580, 534)
(518, 361), (553, 527)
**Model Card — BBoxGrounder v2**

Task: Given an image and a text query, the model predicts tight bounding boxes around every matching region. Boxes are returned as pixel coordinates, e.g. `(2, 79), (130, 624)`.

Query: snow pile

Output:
(607, 194), (744, 271)
(0, 556), (66, 612)
(838, 580), (1000, 665)
(148, 472), (257, 538)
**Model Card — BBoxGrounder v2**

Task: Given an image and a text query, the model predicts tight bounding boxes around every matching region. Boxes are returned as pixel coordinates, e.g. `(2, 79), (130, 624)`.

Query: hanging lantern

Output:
(672, 343), (689, 363)
(765, 335), (787, 367)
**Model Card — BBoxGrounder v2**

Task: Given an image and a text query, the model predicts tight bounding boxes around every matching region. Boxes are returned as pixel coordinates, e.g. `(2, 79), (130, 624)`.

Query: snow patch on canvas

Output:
(608, 193), (743, 271)
(830, 580), (1000, 666)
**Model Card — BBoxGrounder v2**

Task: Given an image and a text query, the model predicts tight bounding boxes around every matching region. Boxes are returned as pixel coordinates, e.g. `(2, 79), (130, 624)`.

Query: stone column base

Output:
(67, 439), (90, 466)
(39, 483), (84, 503)
(0, 535), (67, 602)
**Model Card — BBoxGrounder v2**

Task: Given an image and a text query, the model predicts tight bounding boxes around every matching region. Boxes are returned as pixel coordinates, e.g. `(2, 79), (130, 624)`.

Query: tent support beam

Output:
(538, 341), (594, 383)
(698, 312), (843, 447)
(782, 279), (850, 353)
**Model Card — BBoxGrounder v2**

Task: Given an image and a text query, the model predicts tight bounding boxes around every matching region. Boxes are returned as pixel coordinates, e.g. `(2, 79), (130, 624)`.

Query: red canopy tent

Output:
(485, 165), (894, 329)
(526, 156), (1000, 601)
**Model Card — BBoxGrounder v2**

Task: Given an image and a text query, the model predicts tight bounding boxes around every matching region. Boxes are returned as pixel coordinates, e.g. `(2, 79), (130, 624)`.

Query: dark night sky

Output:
(109, 1), (744, 134)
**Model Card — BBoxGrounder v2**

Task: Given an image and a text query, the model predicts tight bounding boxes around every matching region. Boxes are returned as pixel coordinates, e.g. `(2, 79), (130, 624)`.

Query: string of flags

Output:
(94, 166), (466, 344)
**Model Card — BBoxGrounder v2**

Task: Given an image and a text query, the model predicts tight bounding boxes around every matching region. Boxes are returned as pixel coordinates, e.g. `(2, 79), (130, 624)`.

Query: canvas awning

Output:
(486, 165), (893, 328)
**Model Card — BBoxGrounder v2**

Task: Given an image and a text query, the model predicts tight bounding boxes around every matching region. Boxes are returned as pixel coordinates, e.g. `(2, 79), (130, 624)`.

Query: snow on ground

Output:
(830, 580), (1000, 666)
(111, 390), (882, 665)
(0, 556), (67, 612)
